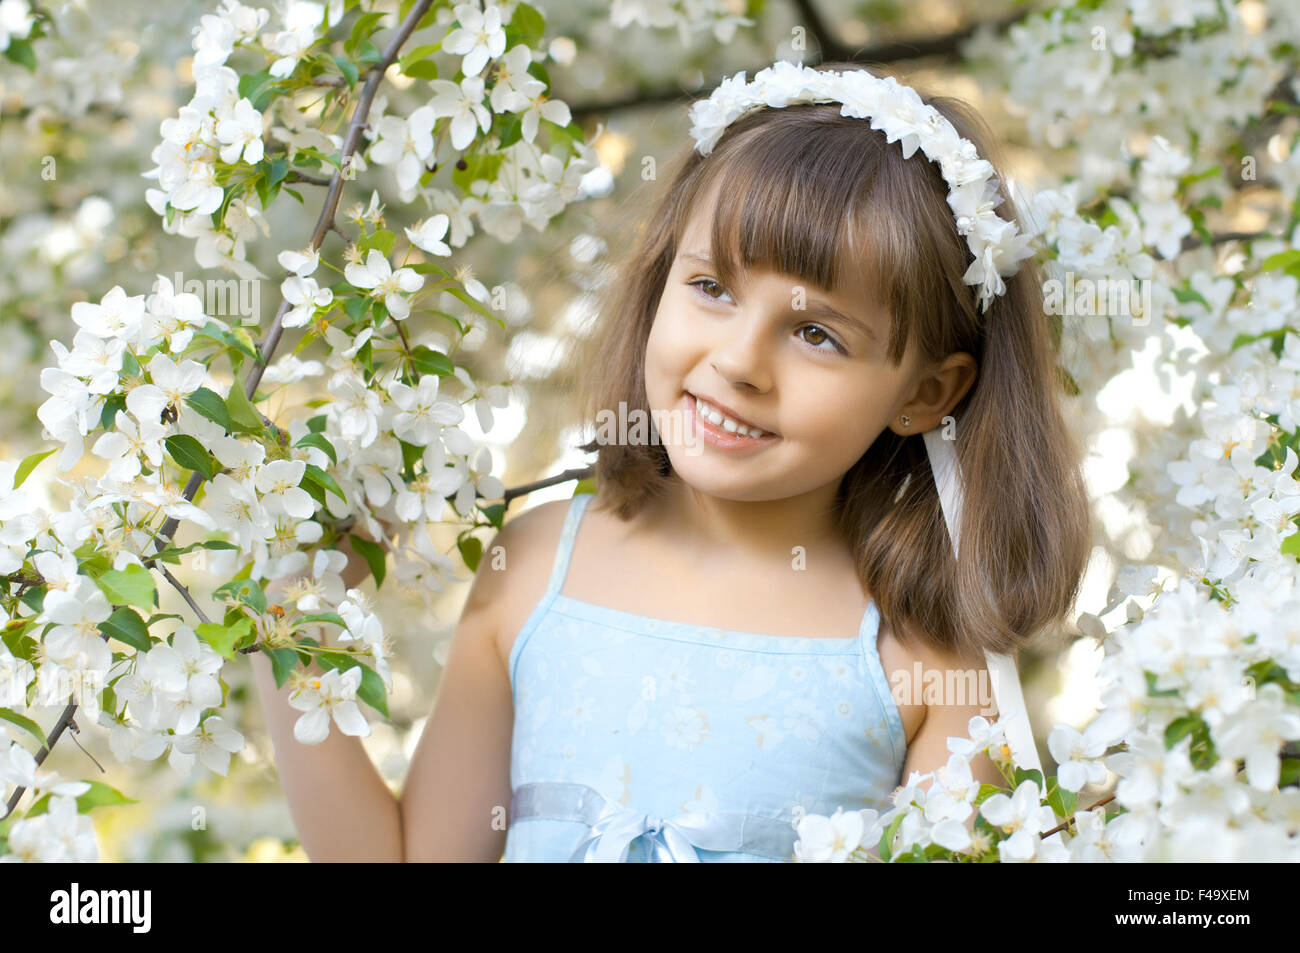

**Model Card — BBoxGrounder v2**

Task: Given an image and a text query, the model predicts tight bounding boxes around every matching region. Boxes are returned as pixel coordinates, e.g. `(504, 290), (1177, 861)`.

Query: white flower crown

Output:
(687, 61), (1036, 313)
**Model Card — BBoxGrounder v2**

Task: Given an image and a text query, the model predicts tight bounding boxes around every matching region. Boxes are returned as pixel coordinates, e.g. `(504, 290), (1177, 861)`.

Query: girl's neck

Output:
(640, 474), (849, 567)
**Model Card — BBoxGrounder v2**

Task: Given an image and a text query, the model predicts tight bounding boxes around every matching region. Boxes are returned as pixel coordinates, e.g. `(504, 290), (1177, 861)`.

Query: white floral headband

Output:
(687, 61), (1035, 313)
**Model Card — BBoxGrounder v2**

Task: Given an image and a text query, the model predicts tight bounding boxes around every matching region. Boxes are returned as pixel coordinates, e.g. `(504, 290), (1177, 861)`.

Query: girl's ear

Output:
(890, 352), (978, 436)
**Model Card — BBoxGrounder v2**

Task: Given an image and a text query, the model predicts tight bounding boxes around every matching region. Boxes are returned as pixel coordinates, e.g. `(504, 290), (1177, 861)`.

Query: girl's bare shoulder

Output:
(483, 497), (585, 666)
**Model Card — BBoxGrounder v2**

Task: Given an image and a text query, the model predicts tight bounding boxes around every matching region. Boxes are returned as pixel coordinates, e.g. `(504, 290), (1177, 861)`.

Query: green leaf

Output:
(98, 394), (127, 431)
(302, 463), (347, 504)
(877, 812), (905, 862)
(1012, 767), (1044, 791)
(451, 152), (505, 198)
(268, 647), (300, 687)
(19, 586), (45, 615)
(99, 606), (152, 652)
(479, 501), (506, 530)
(444, 284), (505, 330)
(1281, 757), (1300, 787)
(355, 38), (382, 67)
(297, 612), (347, 629)
(196, 617), (252, 660)
(0, 708), (47, 749)
(237, 69), (279, 111)
(269, 156), (290, 187)
(358, 228), (396, 258)
(1165, 714), (1203, 749)
(13, 449), (56, 489)
(95, 565), (158, 610)
(333, 55), (359, 86)
(398, 438), (423, 474)
(143, 613), (186, 628)
(402, 59), (439, 80)
(457, 535), (483, 573)
(494, 112), (523, 149)
(225, 374), (264, 433)
(398, 42), (442, 70)
(344, 295), (369, 322)
(1171, 285), (1209, 308)
(2, 38), (37, 72)
(507, 3), (546, 46)
(1046, 781), (1076, 819)
(152, 539), (241, 564)
(24, 780), (136, 818)
(410, 344), (454, 376)
(214, 578), (267, 615)
(185, 387), (234, 432)
(348, 533), (387, 588)
(347, 10), (387, 54)
(294, 431), (338, 464)
(1260, 248), (1300, 272)
(165, 434), (217, 480)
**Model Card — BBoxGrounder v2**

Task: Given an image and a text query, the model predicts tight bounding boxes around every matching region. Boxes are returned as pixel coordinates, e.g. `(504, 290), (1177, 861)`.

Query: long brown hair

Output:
(563, 61), (1092, 661)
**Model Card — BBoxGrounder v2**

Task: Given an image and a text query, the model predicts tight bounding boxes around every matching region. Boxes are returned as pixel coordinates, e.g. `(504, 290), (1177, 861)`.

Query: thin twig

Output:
(159, 566), (213, 626)
(1180, 229), (1272, 253)
(1041, 793), (1116, 837)
(503, 466), (595, 507)
(288, 171), (333, 186)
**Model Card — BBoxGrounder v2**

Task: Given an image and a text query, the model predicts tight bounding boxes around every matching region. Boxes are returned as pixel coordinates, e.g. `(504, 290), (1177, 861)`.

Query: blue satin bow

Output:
(510, 781), (797, 862)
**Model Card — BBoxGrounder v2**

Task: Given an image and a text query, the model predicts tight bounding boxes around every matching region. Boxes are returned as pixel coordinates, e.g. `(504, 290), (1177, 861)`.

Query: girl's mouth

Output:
(682, 392), (779, 451)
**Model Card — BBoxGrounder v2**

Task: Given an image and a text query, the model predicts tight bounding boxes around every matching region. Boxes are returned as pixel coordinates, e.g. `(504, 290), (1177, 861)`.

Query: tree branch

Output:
(503, 465), (595, 508)
(568, 5), (1038, 122)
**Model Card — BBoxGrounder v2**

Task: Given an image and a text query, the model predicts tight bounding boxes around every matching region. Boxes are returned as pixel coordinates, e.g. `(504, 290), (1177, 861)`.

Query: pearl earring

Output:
(900, 414), (911, 429)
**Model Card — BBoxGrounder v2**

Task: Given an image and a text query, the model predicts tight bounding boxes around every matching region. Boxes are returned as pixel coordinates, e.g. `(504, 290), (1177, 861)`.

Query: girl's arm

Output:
(860, 644), (1004, 860)
(253, 525), (516, 861)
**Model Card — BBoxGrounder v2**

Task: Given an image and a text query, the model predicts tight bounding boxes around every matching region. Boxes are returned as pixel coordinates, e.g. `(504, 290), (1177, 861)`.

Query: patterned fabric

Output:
(503, 492), (907, 862)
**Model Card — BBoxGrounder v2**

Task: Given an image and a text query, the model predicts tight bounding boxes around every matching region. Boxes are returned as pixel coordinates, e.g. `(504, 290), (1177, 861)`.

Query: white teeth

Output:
(694, 396), (768, 438)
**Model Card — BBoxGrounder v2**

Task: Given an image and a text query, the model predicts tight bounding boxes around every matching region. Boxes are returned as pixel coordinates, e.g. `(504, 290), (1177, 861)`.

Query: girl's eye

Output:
(797, 325), (845, 354)
(687, 278), (847, 355)
(688, 277), (731, 302)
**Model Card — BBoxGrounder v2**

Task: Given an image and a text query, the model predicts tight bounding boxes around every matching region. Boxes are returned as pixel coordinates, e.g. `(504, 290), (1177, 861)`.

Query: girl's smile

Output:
(682, 391), (781, 451)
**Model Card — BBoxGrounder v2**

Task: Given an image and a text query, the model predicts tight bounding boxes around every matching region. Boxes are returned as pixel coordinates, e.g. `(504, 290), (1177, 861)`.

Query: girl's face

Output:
(644, 199), (932, 503)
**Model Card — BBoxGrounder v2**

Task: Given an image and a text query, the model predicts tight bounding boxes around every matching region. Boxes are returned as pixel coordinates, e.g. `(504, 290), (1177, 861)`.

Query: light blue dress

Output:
(504, 492), (908, 862)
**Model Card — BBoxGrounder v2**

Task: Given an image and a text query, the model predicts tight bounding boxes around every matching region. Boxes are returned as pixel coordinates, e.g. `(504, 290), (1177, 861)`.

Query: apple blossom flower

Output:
(442, 2), (506, 76)
(281, 274), (333, 328)
(405, 214), (452, 256)
(427, 75), (492, 151)
(288, 666), (370, 744)
(344, 249), (424, 321)
(215, 97), (265, 164)
(368, 105), (436, 193)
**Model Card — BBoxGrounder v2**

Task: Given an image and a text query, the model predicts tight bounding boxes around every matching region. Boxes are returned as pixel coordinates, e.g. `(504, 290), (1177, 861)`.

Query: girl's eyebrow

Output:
(678, 250), (883, 346)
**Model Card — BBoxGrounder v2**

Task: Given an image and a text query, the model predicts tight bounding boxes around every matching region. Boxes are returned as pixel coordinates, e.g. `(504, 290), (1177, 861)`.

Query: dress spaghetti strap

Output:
(543, 491), (594, 599)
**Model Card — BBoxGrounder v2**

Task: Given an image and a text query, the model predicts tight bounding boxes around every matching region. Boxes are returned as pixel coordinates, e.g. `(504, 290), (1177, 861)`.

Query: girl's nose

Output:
(706, 316), (773, 392)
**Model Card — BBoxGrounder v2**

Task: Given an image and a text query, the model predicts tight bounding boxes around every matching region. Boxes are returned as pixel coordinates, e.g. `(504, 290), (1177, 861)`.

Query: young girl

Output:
(253, 60), (1091, 862)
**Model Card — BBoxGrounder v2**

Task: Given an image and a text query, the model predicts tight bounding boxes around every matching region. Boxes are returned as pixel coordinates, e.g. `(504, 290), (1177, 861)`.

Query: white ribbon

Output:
(510, 781), (799, 862)
(921, 427), (1046, 782)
